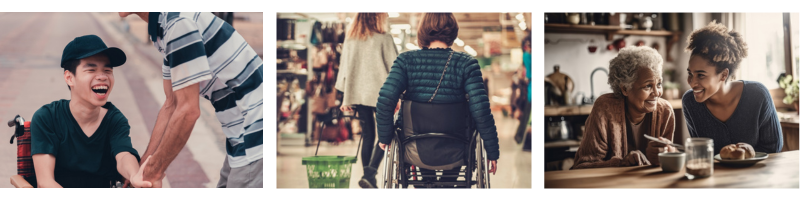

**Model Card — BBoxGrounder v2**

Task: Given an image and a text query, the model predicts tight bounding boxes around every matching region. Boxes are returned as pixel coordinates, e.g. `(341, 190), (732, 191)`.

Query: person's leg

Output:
(356, 105), (376, 167)
(216, 156), (231, 188)
(357, 106), (380, 188)
(366, 107), (384, 169)
(224, 158), (263, 188)
(515, 101), (531, 144)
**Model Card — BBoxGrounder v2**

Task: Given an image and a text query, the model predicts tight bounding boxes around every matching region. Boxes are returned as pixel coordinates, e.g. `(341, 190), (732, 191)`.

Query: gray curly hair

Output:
(608, 46), (663, 98)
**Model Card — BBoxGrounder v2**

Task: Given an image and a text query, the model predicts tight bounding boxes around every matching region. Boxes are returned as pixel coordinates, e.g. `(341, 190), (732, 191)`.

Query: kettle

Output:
(545, 65), (574, 106)
(546, 117), (572, 141)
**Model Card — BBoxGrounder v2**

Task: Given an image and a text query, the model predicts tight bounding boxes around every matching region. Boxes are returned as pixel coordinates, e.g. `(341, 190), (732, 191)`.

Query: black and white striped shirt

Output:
(149, 12), (263, 168)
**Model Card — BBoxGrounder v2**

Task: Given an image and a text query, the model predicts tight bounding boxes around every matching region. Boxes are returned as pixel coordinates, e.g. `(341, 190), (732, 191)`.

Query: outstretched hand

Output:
(130, 156), (154, 188)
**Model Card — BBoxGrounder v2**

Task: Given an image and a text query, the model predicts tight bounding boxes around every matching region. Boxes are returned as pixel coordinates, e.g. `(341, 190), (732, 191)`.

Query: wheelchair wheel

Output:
(381, 139), (401, 189)
(475, 136), (490, 188)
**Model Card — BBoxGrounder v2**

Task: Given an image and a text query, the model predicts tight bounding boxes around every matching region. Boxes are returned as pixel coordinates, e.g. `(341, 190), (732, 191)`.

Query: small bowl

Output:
(658, 152), (686, 172)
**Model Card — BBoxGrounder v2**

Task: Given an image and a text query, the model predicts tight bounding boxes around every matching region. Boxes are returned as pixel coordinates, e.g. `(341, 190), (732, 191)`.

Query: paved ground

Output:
(0, 12), (262, 188)
(276, 111), (532, 188)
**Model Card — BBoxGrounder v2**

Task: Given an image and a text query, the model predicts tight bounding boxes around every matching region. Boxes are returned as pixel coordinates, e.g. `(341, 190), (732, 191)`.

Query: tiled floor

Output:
(276, 111), (532, 188)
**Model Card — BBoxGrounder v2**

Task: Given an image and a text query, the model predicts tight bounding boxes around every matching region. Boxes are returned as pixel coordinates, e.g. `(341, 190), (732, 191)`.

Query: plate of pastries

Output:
(714, 143), (768, 166)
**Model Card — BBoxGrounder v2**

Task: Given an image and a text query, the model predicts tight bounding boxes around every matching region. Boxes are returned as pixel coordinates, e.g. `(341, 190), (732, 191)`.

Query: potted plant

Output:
(662, 81), (680, 100)
(778, 74), (799, 112)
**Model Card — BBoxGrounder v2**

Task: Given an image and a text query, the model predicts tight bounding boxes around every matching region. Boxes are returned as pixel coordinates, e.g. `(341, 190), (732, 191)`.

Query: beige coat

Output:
(334, 32), (398, 108)
(571, 93), (675, 169)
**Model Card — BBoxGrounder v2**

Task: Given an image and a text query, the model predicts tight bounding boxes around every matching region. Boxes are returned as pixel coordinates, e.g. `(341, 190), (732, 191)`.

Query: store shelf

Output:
(277, 69), (308, 75)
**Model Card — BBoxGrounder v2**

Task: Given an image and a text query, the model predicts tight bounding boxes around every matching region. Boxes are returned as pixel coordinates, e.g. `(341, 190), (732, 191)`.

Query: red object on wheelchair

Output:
(8, 115), (36, 186)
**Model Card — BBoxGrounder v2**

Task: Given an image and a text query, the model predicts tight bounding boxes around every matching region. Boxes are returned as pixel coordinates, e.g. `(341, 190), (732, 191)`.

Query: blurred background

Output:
(543, 13), (800, 171)
(275, 12), (532, 188)
(0, 12), (262, 188)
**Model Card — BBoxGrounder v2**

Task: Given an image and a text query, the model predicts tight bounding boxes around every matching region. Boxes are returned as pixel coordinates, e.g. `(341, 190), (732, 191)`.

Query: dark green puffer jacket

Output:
(376, 48), (499, 160)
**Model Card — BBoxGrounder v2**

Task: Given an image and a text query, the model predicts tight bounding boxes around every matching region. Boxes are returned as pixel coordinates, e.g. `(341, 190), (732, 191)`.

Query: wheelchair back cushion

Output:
(18, 121), (37, 186)
(402, 100), (470, 170)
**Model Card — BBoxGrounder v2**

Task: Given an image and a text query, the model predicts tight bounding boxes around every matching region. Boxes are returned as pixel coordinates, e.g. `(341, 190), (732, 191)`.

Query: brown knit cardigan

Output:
(571, 93), (675, 169)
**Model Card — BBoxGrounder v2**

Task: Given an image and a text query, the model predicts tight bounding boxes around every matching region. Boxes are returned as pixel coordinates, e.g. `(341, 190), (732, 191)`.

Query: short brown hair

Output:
(416, 13), (459, 48)
(347, 13), (388, 40)
(686, 21), (748, 80)
(62, 59), (80, 90)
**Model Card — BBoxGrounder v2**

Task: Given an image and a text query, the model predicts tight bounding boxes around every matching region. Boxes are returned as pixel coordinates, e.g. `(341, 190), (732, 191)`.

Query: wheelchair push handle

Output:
(8, 115), (25, 144)
(7, 115), (24, 127)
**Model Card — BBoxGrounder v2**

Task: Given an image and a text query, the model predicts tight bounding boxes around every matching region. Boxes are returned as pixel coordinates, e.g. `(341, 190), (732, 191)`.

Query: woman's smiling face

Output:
(623, 67), (663, 115)
(687, 55), (727, 103)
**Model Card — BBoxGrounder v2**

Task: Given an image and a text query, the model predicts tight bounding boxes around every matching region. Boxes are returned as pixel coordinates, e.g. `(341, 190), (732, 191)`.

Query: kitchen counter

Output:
(544, 150), (799, 188)
(544, 99), (683, 117)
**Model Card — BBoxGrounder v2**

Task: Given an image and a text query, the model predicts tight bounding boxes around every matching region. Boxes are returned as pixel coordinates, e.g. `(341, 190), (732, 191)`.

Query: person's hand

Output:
(340, 105), (353, 112)
(645, 137), (677, 166)
(150, 179), (163, 188)
(130, 156), (154, 188)
(379, 142), (389, 151)
(488, 160), (497, 175)
(624, 150), (651, 167)
(139, 155), (166, 188)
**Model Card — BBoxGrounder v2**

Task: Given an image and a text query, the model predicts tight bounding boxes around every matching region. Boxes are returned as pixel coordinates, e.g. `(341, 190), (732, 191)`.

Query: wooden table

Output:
(545, 151), (799, 188)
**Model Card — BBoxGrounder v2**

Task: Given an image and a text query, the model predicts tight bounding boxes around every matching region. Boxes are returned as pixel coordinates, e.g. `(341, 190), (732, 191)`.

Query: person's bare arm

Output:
(116, 152), (153, 188)
(140, 80), (177, 165)
(32, 154), (62, 188)
(142, 83), (201, 182)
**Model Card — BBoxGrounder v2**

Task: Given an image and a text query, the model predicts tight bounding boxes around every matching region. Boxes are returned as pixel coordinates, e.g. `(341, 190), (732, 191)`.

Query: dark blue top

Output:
(376, 48), (499, 160)
(682, 80), (783, 154)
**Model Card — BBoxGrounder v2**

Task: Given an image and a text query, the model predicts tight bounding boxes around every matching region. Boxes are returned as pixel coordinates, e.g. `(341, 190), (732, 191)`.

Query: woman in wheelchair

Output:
(375, 13), (499, 188)
(28, 35), (151, 188)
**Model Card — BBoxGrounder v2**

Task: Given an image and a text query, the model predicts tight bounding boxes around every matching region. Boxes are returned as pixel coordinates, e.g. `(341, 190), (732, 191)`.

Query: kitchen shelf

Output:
(544, 99), (683, 117)
(544, 140), (581, 149)
(545, 24), (679, 40)
(545, 23), (682, 61)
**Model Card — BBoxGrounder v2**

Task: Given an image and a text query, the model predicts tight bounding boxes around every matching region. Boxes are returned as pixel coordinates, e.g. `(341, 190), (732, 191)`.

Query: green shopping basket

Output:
(301, 156), (357, 188)
(301, 113), (362, 188)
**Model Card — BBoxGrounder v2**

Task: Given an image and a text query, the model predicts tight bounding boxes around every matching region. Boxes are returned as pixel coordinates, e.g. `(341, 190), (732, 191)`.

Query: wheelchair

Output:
(380, 100), (491, 189)
(7, 115), (125, 188)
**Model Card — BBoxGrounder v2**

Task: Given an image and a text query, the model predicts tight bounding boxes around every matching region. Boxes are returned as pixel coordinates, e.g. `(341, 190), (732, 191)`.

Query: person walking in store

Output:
(118, 12), (263, 188)
(336, 12), (398, 188)
(514, 31), (532, 145)
(376, 12), (499, 183)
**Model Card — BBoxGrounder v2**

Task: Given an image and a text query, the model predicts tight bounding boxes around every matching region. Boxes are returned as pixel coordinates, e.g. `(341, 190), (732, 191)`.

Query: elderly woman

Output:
(572, 46), (677, 169)
(682, 22), (782, 154)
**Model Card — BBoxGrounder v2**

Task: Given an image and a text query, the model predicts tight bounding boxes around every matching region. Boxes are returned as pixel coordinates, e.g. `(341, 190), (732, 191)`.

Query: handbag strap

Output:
(429, 51), (455, 103)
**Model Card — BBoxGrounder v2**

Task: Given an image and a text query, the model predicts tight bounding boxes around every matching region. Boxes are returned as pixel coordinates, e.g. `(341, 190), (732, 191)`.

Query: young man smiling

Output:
(30, 35), (151, 188)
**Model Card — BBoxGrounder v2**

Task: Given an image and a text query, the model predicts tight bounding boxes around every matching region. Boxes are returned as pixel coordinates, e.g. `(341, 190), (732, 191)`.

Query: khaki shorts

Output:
(217, 157), (263, 188)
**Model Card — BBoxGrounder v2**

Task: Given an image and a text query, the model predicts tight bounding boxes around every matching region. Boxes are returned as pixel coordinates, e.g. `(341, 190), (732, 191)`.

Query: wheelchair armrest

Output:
(11, 175), (33, 188)
(401, 133), (469, 145)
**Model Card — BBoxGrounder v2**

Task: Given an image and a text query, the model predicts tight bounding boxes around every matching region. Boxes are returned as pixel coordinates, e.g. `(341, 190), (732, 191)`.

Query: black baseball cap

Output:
(61, 35), (126, 68)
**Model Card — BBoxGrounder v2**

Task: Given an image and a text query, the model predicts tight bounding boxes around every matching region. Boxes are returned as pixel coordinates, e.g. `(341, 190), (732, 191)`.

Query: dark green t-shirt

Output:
(30, 99), (140, 188)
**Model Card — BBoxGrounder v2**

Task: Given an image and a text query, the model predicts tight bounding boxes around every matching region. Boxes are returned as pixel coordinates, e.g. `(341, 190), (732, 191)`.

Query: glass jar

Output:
(685, 138), (714, 179)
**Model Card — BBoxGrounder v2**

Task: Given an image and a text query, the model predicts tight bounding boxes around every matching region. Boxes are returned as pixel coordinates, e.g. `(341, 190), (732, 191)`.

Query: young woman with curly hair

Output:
(682, 21), (783, 154)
